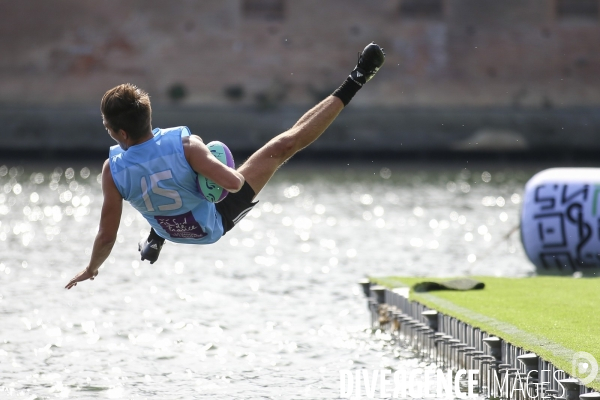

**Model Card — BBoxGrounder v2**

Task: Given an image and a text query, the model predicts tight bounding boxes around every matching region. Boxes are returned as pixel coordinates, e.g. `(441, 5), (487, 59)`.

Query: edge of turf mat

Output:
(369, 276), (600, 390)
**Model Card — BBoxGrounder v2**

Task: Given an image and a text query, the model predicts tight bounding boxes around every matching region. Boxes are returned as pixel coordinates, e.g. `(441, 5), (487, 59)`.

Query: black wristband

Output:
(332, 77), (362, 106)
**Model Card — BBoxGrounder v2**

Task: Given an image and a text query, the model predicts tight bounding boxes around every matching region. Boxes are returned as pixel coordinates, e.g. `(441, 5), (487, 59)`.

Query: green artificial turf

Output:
(369, 276), (600, 390)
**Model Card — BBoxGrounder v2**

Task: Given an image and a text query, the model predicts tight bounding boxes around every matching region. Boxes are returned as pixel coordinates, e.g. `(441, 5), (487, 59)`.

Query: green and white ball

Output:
(197, 141), (235, 203)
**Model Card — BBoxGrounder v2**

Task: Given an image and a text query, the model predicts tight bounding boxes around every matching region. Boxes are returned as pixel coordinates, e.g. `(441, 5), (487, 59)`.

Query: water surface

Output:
(0, 161), (537, 398)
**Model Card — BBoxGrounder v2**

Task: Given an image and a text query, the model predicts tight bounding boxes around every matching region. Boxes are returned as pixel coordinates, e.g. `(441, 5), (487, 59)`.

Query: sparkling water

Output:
(0, 161), (538, 398)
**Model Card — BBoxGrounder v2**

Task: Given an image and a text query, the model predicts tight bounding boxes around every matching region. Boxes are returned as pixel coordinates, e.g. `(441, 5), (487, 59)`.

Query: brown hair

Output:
(101, 83), (152, 140)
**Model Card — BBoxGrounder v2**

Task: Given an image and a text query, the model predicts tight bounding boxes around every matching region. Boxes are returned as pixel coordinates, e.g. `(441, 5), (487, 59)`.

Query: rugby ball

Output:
(197, 141), (235, 203)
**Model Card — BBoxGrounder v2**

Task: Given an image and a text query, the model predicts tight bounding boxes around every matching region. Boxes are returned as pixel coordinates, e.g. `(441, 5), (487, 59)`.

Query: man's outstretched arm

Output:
(65, 160), (123, 289)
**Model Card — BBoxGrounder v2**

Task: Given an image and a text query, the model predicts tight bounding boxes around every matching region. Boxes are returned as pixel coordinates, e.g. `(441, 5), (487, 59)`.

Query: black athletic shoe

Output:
(349, 42), (386, 86)
(138, 229), (165, 264)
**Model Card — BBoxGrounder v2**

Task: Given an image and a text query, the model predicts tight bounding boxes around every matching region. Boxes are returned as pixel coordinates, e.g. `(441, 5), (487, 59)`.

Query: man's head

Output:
(101, 83), (152, 143)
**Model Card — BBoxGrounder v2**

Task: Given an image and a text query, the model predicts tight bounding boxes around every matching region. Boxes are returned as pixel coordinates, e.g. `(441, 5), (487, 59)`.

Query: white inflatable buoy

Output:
(521, 168), (600, 276)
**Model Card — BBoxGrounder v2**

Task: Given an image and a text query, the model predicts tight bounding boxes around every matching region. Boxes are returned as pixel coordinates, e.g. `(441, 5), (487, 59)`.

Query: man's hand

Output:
(65, 267), (98, 289)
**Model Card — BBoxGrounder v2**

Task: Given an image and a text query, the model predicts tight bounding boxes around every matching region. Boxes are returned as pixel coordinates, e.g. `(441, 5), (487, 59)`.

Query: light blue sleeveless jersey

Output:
(108, 126), (224, 244)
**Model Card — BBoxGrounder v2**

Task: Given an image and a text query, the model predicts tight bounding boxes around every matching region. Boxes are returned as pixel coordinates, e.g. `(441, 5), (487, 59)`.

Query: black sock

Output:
(332, 77), (362, 106)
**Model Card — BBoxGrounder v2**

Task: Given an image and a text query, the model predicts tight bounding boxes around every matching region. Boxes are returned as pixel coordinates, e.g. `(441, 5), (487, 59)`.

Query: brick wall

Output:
(1, 0), (599, 107)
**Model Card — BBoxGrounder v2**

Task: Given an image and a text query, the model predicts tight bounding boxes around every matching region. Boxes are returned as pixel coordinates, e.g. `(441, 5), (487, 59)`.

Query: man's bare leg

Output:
(238, 96), (343, 198)
(238, 42), (386, 199)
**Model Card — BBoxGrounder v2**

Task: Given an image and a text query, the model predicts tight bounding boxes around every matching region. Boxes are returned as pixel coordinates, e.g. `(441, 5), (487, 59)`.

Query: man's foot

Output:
(138, 229), (165, 264)
(350, 42), (386, 86)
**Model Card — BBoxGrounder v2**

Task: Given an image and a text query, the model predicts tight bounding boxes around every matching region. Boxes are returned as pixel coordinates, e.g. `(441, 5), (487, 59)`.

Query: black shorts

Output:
(215, 181), (258, 234)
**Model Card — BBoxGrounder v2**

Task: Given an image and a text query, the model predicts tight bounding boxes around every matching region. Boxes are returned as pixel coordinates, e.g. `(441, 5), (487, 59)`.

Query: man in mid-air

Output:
(65, 42), (385, 289)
